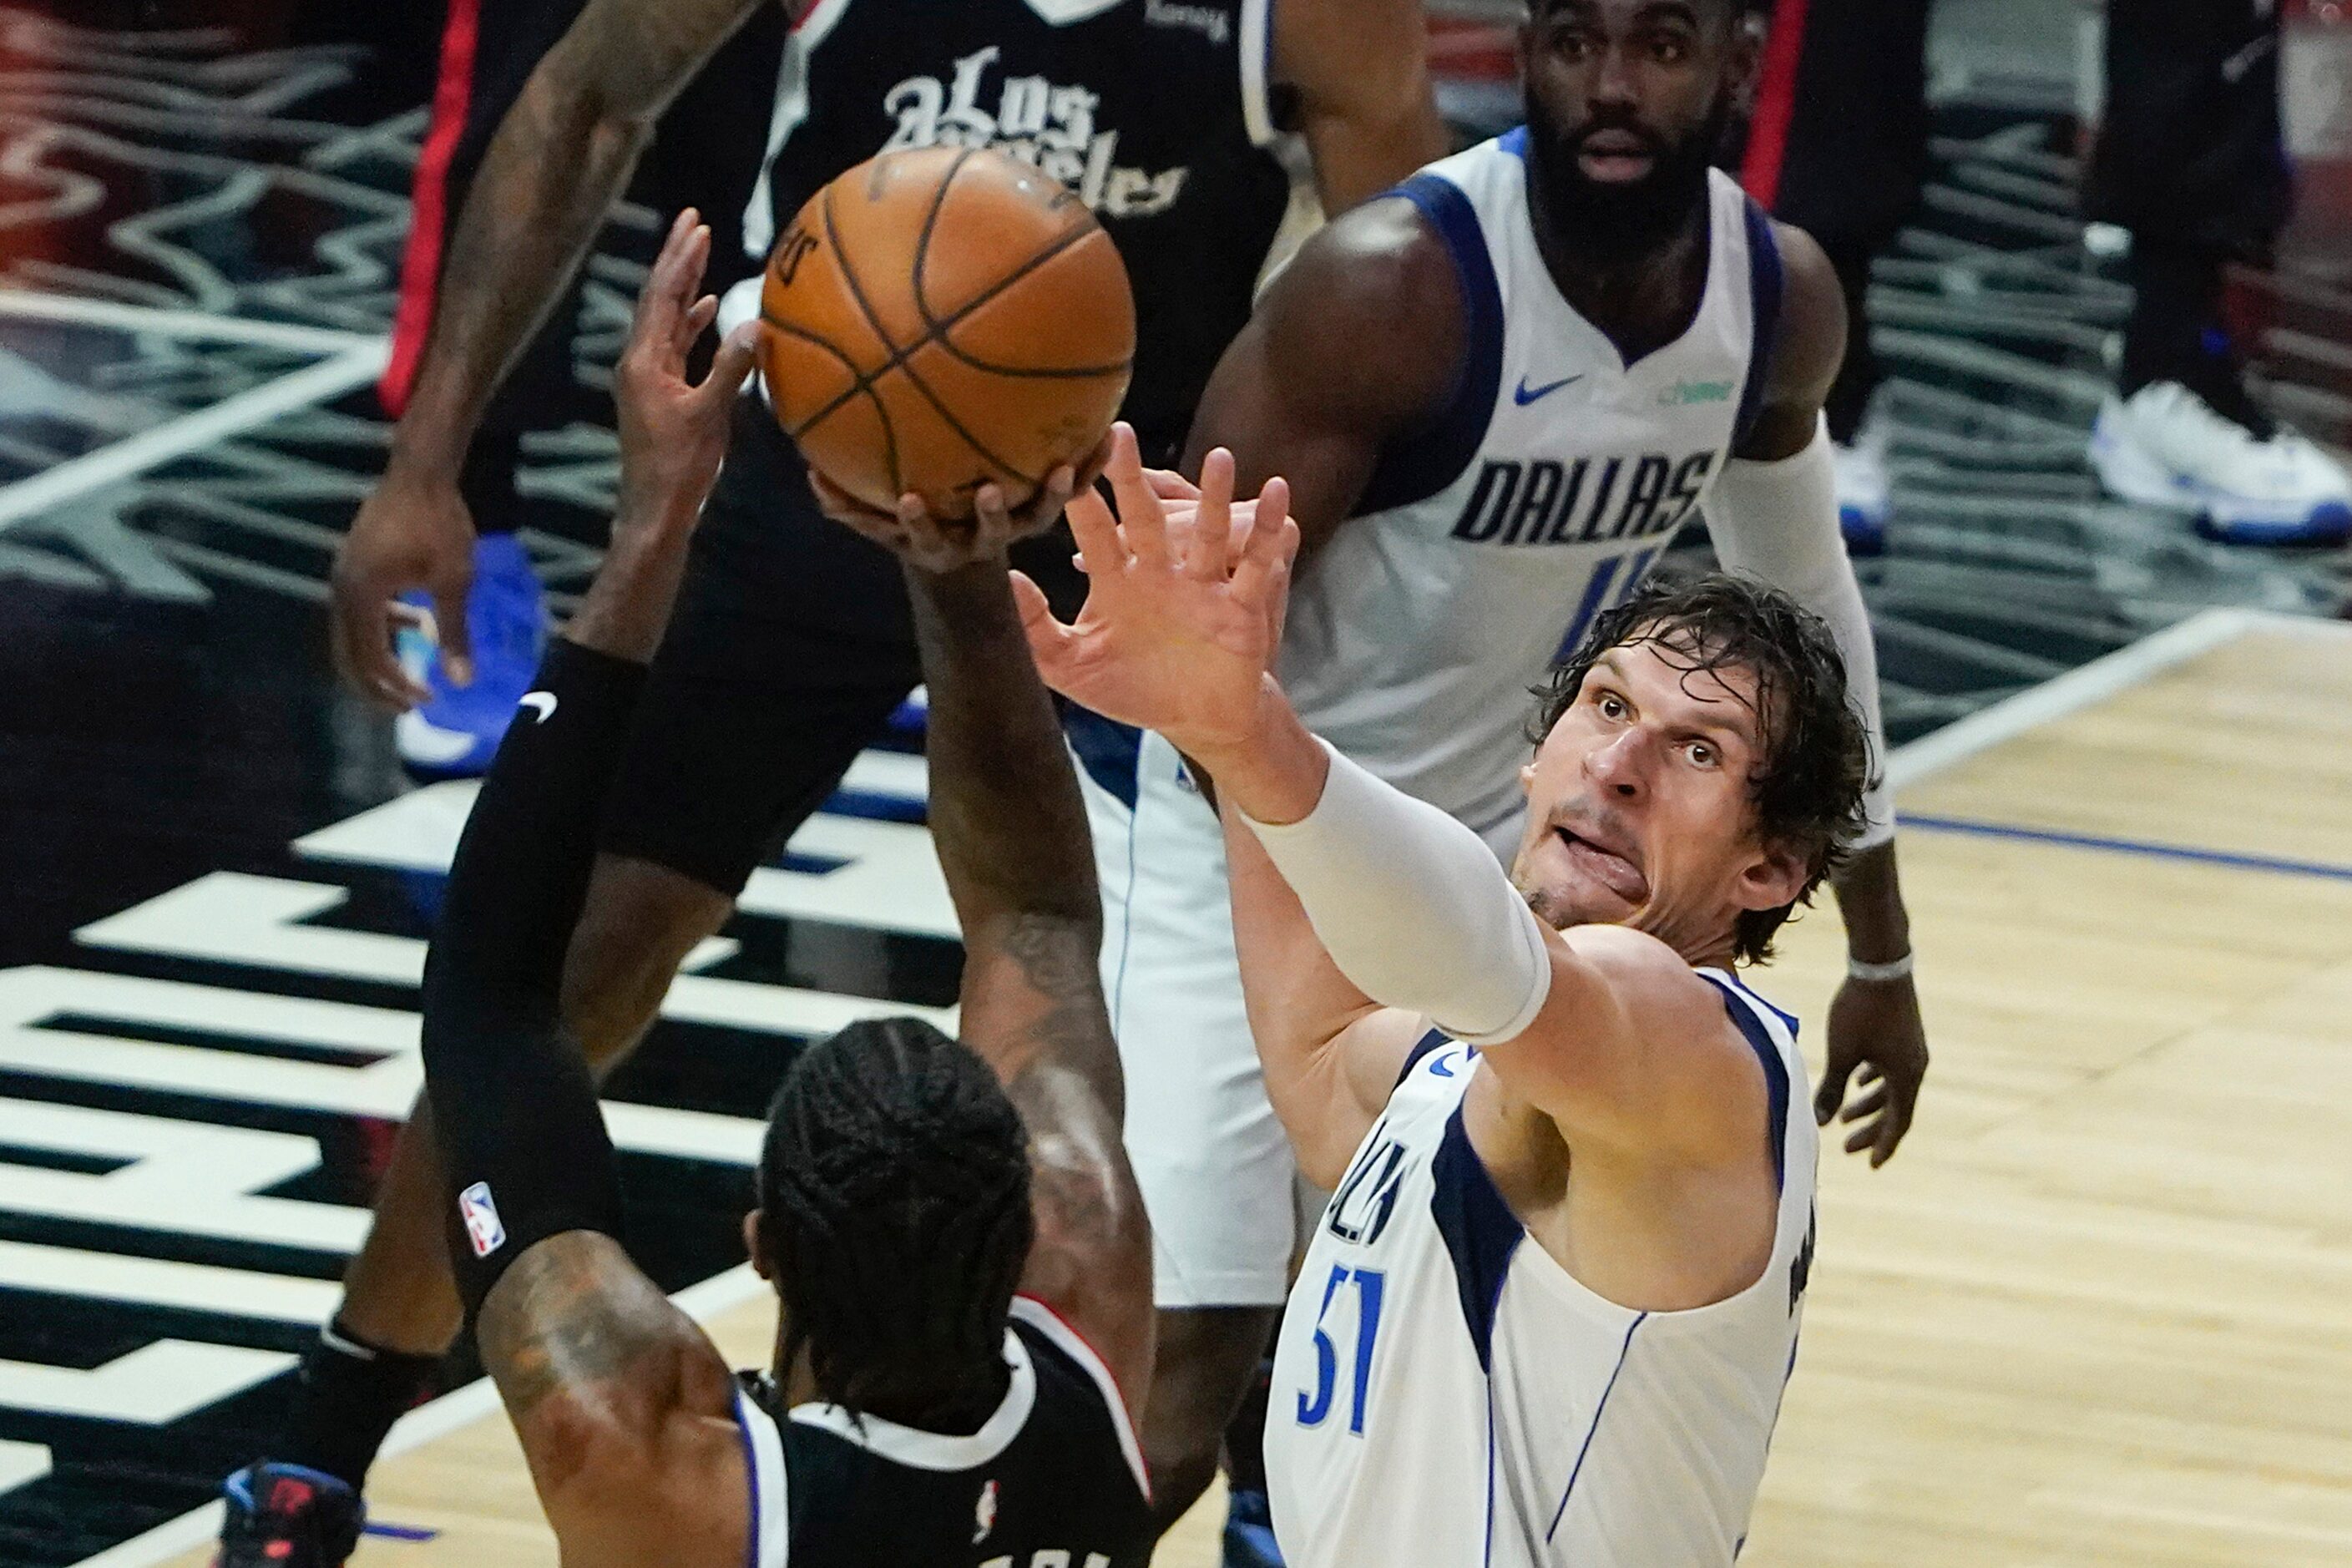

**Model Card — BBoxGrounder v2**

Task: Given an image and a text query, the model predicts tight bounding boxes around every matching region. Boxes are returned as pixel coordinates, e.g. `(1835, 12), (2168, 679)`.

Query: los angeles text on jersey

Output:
(881, 46), (1188, 218)
(1450, 450), (1717, 546)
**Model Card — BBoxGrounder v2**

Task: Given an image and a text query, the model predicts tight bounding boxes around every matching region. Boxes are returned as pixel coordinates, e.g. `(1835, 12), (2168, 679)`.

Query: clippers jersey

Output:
(1266, 973), (1818, 1568)
(1280, 132), (1786, 839)
(739, 0), (1292, 461)
(732, 1297), (1155, 1567)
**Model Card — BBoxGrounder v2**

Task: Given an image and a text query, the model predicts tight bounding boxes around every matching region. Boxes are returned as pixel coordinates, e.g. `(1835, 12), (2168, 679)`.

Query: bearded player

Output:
(1018, 450), (1863, 1563)
(1058, 1), (1926, 1459)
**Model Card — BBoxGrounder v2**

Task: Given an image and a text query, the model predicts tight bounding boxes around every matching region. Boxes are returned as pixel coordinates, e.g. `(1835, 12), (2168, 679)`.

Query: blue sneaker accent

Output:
(1839, 500), (1888, 557)
(395, 533), (548, 777)
(214, 1462), (365, 1568)
(2194, 498), (2352, 547)
(1222, 1486), (1286, 1568)
(886, 687), (928, 738)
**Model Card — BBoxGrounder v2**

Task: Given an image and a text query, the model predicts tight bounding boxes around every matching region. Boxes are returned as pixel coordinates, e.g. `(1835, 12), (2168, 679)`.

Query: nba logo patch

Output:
(458, 1181), (507, 1257)
(973, 1479), (999, 1544)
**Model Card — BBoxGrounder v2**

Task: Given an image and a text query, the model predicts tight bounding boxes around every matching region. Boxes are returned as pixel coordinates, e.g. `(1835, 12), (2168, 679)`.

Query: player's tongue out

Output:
(1557, 826), (1649, 901)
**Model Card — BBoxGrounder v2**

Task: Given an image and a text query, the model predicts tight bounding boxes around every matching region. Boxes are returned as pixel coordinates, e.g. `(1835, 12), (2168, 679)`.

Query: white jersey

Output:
(1265, 970), (1818, 1568)
(1280, 132), (1784, 838)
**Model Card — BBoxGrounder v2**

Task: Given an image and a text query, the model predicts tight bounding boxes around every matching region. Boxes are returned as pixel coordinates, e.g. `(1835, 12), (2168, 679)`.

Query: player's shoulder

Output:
(1277, 194), (1464, 336)
(1009, 1304), (1153, 1487)
(1253, 192), (1465, 415)
(1563, 923), (1709, 996)
(1562, 926), (1747, 1054)
(1758, 216), (1849, 405)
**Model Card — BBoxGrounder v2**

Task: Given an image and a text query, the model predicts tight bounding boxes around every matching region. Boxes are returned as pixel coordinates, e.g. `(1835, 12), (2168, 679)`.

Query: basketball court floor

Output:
(5, 8), (2351, 1568)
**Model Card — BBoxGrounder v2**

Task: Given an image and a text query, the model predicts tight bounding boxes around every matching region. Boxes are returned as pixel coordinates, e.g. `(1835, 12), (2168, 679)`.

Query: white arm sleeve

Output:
(1707, 417), (1895, 847)
(1243, 744), (1553, 1046)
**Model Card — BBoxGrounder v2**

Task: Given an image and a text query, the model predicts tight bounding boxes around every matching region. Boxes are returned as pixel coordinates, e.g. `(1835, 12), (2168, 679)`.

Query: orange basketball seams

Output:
(757, 144), (1136, 516)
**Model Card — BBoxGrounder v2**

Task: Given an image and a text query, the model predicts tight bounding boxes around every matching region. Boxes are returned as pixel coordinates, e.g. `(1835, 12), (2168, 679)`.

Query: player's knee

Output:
(559, 853), (733, 1072)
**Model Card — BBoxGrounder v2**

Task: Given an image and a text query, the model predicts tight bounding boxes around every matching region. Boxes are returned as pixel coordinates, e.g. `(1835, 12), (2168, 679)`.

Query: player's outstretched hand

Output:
(811, 435), (1115, 572)
(613, 208), (758, 542)
(1013, 424), (1297, 757)
(1817, 974), (1928, 1166)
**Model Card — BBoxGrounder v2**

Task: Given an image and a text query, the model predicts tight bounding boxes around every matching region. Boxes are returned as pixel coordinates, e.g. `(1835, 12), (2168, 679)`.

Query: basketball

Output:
(756, 144), (1136, 518)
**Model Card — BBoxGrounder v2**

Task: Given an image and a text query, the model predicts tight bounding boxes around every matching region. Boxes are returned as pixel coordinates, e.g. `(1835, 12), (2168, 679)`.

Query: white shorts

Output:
(1068, 714), (1525, 1309)
(1074, 721), (1293, 1308)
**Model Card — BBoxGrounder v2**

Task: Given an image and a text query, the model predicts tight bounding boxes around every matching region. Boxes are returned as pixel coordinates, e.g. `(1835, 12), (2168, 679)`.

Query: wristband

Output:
(1846, 951), (1914, 983)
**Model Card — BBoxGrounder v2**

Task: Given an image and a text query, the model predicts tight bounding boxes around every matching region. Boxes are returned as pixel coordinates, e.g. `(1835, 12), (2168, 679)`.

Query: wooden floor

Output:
(153, 615), (2352, 1568)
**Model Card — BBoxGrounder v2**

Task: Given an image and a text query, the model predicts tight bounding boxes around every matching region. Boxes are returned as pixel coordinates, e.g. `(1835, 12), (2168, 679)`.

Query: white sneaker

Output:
(1833, 422), (1890, 554)
(2088, 381), (2352, 544)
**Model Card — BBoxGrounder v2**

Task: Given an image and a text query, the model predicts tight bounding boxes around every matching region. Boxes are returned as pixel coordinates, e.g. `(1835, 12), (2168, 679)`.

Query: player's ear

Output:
(1728, 3), (1768, 104)
(742, 1211), (772, 1282)
(1519, 760), (1539, 797)
(1731, 837), (1808, 913)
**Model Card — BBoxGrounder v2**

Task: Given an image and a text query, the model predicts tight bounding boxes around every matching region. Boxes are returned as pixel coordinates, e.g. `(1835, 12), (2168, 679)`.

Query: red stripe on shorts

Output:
(381, 0), (484, 416)
(1740, 0), (1810, 211)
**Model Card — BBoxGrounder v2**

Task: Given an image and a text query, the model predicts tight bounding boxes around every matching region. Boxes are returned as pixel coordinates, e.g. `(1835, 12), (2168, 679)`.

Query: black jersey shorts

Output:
(597, 398), (1096, 897)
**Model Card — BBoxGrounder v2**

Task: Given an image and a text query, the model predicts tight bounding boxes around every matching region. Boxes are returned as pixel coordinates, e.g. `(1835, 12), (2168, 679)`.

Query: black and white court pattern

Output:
(2, 8), (2347, 1566)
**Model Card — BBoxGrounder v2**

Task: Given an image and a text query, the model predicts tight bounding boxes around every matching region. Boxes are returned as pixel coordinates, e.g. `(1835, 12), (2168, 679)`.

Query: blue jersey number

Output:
(1296, 1264), (1385, 1435)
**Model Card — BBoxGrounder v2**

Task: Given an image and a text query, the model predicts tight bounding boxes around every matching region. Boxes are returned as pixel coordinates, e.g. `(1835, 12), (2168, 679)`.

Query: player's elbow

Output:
(528, 38), (662, 158)
(513, 1384), (662, 1506)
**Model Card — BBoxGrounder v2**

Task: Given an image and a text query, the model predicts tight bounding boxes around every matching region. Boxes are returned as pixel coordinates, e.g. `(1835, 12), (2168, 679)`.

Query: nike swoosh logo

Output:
(518, 691), (557, 722)
(1514, 373), (1582, 406)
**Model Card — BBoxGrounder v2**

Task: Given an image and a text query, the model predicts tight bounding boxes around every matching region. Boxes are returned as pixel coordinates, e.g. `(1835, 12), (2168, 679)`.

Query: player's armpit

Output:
(477, 1232), (749, 1566)
(1182, 199), (1462, 559)
(1272, 0), (1448, 215)
(961, 913), (1155, 1430)
(1478, 928), (1769, 1163)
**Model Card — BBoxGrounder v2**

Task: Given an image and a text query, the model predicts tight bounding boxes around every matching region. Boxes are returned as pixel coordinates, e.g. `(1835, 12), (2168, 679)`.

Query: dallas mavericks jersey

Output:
(741, 0), (1293, 462)
(1280, 132), (1786, 839)
(1265, 973), (1818, 1568)
(732, 1297), (1155, 1566)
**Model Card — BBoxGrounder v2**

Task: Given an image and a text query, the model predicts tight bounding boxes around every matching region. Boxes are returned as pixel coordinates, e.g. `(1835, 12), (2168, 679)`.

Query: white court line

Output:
(0, 340), (387, 535)
(0, 289), (379, 353)
(72, 1266), (774, 1568)
(1883, 607), (2352, 788)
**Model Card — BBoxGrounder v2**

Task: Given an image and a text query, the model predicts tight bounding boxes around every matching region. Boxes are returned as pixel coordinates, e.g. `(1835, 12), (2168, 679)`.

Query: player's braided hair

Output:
(1529, 573), (1872, 964)
(755, 1015), (1034, 1425)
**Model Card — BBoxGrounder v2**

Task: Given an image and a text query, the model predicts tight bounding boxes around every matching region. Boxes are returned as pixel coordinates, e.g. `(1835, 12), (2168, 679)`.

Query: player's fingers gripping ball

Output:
(758, 144), (1136, 519)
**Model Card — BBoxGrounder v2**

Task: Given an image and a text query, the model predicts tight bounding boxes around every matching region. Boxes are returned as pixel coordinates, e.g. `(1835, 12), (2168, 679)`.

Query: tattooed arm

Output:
(414, 217), (756, 1567)
(472, 1237), (746, 1566)
(905, 553), (1154, 1429)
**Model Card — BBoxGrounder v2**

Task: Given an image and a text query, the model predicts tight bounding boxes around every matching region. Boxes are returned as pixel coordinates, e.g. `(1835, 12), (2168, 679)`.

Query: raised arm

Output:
(1218, 800), (1425, 1188)
(812, 447), (1151, 1424)
(1712, 221), (1926, 1164)
(334, 0), (774, 707)
(416, 219), (756, 1568)
(1273, 0), (1449, 215)
(1015, 445), (1759, 1174)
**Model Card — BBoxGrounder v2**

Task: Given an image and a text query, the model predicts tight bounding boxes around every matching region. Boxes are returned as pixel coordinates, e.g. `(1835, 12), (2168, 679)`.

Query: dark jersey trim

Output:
(1429, 1105), (1525, 1373)
(1350, 173), (1507, 519)
(1395, 1026), (1452, 1090)
(1699, 973), (1792, 1192)
(1732, 200), (1786, 453)
(1061, 703), (1144, 807)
